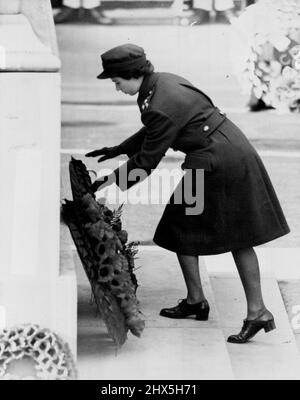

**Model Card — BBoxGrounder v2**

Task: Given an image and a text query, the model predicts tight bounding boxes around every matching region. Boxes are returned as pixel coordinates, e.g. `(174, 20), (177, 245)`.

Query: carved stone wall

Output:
(0, 0), (77, 358)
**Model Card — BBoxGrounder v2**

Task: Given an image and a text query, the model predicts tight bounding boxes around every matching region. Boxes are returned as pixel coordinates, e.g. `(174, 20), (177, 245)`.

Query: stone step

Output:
(104, 8), (194, 25)
(53, 7), (194, 26)
(77, 246), (234, 380)
(204, 249), (300, 380)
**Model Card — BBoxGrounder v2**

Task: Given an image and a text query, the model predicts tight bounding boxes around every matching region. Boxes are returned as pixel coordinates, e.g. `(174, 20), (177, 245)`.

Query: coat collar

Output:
(137, 72), (159, 109)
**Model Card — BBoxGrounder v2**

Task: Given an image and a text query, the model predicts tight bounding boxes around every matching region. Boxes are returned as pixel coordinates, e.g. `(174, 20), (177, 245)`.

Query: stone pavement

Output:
(77, 248), (234, 380)
(75, 246), (300, 380)
(205, 248), (300, 380)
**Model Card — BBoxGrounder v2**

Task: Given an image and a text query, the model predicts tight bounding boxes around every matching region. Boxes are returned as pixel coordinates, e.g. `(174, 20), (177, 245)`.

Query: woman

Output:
(86, 44), (290, 344)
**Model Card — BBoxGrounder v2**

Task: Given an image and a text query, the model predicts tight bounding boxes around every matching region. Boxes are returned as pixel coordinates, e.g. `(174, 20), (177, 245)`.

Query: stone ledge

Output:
(0, 14), (60, 72)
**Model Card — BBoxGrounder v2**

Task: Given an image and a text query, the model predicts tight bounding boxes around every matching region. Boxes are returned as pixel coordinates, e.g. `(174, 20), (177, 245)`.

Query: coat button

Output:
(203, 125), (210, 132)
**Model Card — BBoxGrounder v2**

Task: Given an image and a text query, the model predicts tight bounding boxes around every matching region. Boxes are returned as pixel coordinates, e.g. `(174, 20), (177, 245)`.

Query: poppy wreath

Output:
(233, 0), (300, 112)
(0, 325), (77, 380)
(62, 158), (145, 347)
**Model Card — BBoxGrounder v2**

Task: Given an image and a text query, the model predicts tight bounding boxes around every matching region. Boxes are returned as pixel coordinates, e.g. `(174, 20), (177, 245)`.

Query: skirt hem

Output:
(153, 226), (291, 256)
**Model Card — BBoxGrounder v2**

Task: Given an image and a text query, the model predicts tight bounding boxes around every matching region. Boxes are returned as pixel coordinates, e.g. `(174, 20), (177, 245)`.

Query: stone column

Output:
(0, 0), (77, 357)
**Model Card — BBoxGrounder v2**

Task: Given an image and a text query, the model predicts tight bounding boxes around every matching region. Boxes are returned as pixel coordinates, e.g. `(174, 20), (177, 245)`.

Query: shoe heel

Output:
(195, 309), (210, 321)
(264, 320), (276, 333)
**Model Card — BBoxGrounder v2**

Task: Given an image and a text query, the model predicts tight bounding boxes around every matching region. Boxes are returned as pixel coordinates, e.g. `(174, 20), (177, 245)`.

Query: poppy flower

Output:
(110, 272), (130, 291)
(85, 220), (105, 240)
(98, 264), (115, 283)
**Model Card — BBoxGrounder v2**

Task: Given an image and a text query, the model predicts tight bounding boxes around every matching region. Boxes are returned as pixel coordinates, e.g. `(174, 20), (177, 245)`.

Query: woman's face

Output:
(111, 77), (143, 96)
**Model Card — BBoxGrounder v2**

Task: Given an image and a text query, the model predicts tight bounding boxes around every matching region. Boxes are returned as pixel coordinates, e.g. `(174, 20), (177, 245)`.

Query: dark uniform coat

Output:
(114, 72), (290, 255)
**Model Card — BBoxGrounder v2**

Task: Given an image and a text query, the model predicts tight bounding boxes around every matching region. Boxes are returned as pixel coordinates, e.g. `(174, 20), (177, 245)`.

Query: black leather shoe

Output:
(160, 299), (210, 321)
(81, 8), (113, 25)
(227, 317), (276, 344)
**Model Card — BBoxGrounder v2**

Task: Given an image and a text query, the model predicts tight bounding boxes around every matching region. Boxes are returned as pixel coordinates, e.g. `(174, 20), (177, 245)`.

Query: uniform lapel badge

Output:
(141, 90), (153, 111)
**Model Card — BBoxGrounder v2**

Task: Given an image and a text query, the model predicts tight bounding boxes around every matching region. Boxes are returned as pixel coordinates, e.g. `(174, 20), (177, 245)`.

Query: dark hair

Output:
(118, 60), (154, 80)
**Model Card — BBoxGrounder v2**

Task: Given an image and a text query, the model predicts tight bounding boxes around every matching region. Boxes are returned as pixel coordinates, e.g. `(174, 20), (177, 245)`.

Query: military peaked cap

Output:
(97, 44), (147, 79)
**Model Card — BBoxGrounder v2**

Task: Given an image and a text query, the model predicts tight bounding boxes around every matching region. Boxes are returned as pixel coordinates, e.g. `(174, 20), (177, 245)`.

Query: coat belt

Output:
(200, 107), (227, 138)
(180, 108), (227, 172)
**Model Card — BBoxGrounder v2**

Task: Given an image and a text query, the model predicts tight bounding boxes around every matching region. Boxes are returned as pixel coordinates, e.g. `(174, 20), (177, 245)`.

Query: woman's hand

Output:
(85, 146), (122, 163)
(91, 174), (115, 193)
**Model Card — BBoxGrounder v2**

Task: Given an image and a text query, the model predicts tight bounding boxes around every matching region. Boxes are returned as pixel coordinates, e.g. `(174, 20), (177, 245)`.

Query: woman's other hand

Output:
(85, 146), (122, 163)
